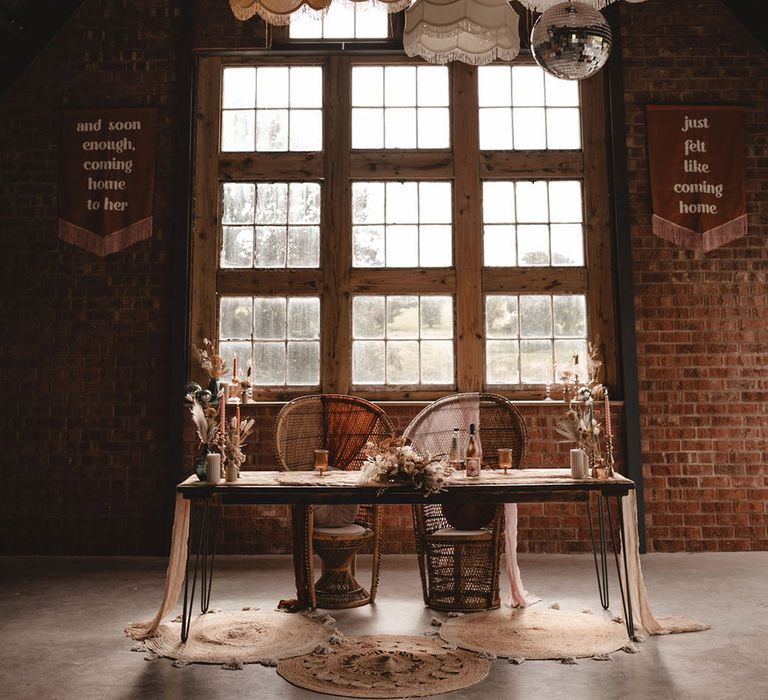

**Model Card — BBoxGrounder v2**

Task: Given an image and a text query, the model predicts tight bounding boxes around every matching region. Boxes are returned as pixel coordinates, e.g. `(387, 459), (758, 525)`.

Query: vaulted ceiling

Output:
(0, 1), (765, 95)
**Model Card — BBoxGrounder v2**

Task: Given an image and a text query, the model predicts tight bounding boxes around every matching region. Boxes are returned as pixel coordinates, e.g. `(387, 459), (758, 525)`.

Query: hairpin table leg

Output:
(181, 496), (211, 643)
(200, 497), (219, 613)
(604, 494), (635, 639)
(588, 494), (610, 609)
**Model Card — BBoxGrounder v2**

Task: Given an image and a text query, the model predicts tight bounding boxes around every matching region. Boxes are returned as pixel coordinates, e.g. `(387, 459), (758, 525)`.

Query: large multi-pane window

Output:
(289, 1), (389, 40)
(191, 49), (615, 399)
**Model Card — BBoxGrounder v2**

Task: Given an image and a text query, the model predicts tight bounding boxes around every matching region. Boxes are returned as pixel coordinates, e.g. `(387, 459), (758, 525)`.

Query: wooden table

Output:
(177, 469), (636, 640)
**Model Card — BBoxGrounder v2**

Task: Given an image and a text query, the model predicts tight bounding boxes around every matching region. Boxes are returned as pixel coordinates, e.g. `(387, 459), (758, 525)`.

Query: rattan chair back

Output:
(274, 394), (395, 472)
(403, 392), (527, 469)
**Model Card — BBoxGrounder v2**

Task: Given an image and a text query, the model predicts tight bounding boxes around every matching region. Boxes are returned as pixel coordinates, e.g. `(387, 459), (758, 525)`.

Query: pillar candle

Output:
(604, 391), (612, 437)
(205, 453), (221, 483)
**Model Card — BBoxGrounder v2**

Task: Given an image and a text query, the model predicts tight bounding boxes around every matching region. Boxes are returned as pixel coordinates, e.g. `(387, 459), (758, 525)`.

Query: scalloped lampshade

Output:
(404, 0), (521, 66)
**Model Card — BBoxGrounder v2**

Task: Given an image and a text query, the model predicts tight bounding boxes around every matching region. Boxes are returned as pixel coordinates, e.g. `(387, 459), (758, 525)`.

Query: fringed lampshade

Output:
(404, 0), (520, 66)
(517, 0), (645, 9)
(229, 0), (410, 26)
(530, 0), (612, 80)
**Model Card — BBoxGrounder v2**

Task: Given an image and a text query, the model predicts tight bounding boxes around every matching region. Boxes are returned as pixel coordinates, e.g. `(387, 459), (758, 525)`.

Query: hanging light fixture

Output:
(404, 0), (521, 66)
(517, 0), (645, 9)
(530, 0), (612, 80)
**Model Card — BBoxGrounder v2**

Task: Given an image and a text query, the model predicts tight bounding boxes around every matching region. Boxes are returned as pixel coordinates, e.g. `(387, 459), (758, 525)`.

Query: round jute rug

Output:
(277, 634), (491, 698)
(145, 610), (333, 665)
(439, 608), (627, 660)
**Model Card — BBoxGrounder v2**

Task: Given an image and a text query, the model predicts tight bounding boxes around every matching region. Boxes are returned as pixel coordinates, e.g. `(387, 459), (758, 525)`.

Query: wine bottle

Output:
(448, 427), (463, 471)
(465, 423), (482, 477)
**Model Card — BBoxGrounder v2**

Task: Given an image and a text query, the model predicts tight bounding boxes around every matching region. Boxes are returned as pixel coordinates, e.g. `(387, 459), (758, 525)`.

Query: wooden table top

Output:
(178, 468), (634, 505)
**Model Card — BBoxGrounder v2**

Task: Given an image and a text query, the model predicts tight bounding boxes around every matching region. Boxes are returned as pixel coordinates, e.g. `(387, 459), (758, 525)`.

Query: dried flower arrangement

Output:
(237, 364), (253, 402)
(359, 437), (452, 496)
(193, 337), (228, 380)
(186, 390), (222, 479)
(219, 415), (256, 479)
(554, 343), (612, 476)
(188, 394), (221, 447)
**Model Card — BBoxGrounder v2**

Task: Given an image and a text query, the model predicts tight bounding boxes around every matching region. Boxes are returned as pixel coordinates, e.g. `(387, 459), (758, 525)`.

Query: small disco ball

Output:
(531, 1), (612, 81)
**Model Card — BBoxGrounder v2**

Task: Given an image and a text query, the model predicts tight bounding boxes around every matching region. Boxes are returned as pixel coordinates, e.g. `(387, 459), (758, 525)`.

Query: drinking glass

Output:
(314, 449), (329, 477)
(498, 448), (513, 474)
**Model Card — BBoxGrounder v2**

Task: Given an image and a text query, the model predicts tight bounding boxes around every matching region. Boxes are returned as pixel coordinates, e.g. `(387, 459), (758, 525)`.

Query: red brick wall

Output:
(620, 0), (768, 551)
(0, 0), (764, 556)
(0, 0), (185, 554)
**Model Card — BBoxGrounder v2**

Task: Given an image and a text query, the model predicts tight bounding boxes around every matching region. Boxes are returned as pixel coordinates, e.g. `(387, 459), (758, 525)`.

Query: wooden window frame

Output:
(190, 52), (616, 401)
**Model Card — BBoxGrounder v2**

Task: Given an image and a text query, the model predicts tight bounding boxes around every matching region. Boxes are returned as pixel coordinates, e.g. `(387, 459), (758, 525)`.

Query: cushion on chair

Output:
(443, 501), (496, 530)
(313, 524), (367, 537)
(429, 527), (492, 539)
(313, 503), (360, 527)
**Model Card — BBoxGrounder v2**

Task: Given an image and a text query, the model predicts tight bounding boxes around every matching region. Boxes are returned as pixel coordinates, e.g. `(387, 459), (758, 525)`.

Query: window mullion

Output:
(321, 55), (352, 393)
(580, 72), (617, 390)
(452, 64), (484, 392)
(190, 55), (223, 384)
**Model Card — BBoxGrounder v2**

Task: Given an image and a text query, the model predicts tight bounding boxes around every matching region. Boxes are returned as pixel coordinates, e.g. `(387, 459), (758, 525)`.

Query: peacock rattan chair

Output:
(403, 392), (527, 612)
(273, 394), (395, 609)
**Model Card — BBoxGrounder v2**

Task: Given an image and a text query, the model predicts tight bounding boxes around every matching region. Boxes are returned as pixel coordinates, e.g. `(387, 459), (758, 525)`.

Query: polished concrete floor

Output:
(1, 552), (766, 700)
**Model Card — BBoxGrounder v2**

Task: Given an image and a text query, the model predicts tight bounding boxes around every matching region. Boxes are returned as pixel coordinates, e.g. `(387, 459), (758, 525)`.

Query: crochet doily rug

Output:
(277, 634), (491, 698)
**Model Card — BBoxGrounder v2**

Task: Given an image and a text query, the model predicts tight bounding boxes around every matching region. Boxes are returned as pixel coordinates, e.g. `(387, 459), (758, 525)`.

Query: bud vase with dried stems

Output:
(225, 459), (239, 483)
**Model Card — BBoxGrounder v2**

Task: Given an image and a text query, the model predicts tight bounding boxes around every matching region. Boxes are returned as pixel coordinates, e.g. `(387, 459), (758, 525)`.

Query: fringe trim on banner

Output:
(58, 217), (153, 257)
(651, 214), (747, 255)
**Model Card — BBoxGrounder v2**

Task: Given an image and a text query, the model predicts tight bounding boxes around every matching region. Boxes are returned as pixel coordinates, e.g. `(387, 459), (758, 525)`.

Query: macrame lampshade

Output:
(404, 0), (521, 66)
(530, 0), (612, 80)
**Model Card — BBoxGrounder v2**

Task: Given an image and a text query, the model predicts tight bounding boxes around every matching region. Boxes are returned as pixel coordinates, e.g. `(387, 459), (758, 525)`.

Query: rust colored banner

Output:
(647, 105), (746, 254)
(58, 108), (157, 256)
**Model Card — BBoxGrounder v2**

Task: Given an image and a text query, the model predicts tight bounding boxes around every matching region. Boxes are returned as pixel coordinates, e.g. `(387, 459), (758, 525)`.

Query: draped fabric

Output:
(620, 491), (710, 635)
(230, 0), (411, 26)
(125, 494), (190, 640)
(503, 503), (541, 608)
(321, 395), (381, 471)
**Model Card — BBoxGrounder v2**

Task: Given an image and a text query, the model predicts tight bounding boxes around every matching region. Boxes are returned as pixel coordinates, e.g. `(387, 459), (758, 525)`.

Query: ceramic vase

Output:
(225, 460), (239, 483)
(194, 444), (210, 481)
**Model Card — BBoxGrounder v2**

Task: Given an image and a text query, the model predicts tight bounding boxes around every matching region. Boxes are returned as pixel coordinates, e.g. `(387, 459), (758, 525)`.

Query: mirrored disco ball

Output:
(531, 1), (612, 81)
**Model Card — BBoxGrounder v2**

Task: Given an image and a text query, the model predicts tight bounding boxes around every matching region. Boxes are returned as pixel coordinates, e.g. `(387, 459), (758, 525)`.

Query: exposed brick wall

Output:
(0, 0), (184, 554)
(620, 0), (768, 551)
(0, 0), (764, 557)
